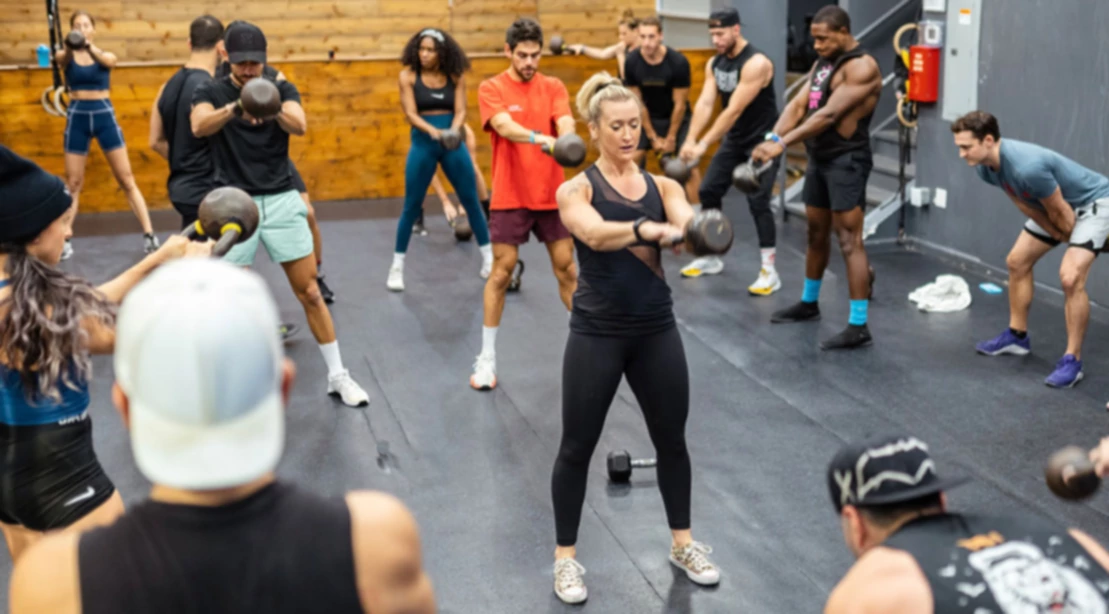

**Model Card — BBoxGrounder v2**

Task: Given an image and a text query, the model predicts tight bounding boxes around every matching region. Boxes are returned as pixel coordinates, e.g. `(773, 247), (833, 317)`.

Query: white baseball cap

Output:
(114, 258), (285, 490)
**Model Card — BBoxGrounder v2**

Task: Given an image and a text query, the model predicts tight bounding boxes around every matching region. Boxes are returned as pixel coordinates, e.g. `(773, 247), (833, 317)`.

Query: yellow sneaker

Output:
(748, 268), (782, 296)
(680, 256), (725, 278)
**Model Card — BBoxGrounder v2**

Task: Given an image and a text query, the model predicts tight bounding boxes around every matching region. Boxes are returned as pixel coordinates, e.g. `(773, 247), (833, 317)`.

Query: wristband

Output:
(765, 132), (782, 144)
(529, 130), (538, 144)
(632, 217), (649, 243)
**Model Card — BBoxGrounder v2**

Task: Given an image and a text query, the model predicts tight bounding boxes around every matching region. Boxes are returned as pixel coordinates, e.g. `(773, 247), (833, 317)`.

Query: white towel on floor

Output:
(908, 275), (972, 312)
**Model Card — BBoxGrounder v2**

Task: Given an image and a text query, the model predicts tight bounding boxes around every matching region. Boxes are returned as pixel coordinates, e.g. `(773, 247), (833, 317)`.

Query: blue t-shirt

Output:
(976, 139), (1109, 212)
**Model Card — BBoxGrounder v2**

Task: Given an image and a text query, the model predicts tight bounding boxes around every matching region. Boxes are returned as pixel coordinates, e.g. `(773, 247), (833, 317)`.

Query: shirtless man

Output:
(751, 5), (882, 351)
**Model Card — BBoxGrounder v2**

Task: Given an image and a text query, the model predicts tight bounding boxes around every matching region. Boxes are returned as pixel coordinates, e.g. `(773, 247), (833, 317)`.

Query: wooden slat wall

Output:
(1, 50), (718, 214)
(1, 0), (654, 65)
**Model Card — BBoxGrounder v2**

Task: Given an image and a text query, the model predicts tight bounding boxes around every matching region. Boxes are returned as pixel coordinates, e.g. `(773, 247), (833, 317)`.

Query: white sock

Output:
(392, 253), (405, 268)
(480, 244), (493, 262)
(481, 326), (498, 357)
(760, 248), (776, 272)
(319, 341), (345, 377)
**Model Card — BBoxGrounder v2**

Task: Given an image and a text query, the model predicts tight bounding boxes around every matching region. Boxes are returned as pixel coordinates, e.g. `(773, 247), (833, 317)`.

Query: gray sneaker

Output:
(553, 558), (587, 604)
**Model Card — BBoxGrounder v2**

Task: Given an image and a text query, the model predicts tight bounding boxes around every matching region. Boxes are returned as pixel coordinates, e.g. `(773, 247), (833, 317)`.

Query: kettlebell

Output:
(661, 155), (693, 184)
(732, 159), (775, 194)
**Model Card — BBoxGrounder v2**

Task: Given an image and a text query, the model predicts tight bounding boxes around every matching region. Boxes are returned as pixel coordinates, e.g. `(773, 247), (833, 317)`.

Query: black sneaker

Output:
(771, 301), (821, 323)
(820, 324), (873, 350)
(413, 213), (428, 237)
(318, 274), (335, 304)
(280, 322), (299, 341)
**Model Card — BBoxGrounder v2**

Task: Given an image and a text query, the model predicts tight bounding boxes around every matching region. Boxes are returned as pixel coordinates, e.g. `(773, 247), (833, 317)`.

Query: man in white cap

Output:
(9, 259), (435, 614)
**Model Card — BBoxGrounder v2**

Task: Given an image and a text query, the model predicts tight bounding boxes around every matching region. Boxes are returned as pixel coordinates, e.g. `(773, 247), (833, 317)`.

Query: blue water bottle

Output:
(36, 44), (50, 67)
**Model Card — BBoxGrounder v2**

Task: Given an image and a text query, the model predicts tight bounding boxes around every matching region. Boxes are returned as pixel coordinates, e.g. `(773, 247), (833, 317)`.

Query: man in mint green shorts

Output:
(190, 22), (368, 407)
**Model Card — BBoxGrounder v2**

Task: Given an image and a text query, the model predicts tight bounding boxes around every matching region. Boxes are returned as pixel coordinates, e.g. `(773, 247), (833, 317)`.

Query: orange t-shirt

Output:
(478, 71), (573, 211)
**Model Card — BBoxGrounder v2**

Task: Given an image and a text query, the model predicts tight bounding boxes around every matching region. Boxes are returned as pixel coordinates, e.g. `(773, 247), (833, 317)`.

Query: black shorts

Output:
(638, 115), (692, 152)
(0, 417), (115, 531)
(289, 160), (307, 194)
(802, 149), (873, 211)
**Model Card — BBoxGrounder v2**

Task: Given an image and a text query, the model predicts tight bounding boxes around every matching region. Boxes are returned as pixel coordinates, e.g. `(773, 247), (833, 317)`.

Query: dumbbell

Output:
(439, 129), (462, 151)
(182, 187), (260, 257)
(506, 260), (525, 292)
(541, 134), (587, 168)
(668, 209), (734, 256)
(607, 450), (656, 484)
(240, 78), (282, 119)
(732, 159), (776, 194)
(65, 30), (87, 50)
(1045, 445), (1101, 501)
(660, 154), (693, 184)
(452, 215), (473, 241)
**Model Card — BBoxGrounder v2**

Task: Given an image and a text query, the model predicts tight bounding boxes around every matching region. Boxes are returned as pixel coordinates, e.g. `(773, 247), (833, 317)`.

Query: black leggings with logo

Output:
(551, 326), (692, 546)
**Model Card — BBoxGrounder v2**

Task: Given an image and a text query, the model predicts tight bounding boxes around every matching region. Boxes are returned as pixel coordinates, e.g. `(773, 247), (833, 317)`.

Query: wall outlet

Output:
(910, 187), (932, 207)
(934, 187), (948, 209)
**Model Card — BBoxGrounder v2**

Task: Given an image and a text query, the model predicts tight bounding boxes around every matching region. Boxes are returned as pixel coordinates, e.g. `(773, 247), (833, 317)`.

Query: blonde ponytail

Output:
(575, 71), (639, 124)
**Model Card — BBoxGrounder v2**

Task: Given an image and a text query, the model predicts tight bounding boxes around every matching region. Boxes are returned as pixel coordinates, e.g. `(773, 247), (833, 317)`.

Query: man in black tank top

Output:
(752, 6), (883, 351)
(824, 434), (1109, 613)
(9, 260), (435, 614)
(678, 8), (783, 294)
(150, 15), (224, 229)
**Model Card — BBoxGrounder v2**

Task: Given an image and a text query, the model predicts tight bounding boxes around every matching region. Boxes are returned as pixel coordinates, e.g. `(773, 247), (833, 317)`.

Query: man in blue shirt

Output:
(952, 111), (1109, 388)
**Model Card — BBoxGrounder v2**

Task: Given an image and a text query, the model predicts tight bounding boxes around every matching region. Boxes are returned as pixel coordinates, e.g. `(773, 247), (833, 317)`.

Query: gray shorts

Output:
(1023, 198), (1109, 252)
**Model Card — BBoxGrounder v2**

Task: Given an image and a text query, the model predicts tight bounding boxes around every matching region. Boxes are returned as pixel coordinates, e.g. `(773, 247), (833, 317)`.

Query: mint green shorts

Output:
(223, 190), (314, 266)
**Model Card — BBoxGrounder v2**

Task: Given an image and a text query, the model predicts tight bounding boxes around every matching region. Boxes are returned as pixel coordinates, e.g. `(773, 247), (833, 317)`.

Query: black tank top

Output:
(414, 73), (455, 113)
(158, 67), (216, 206)
(570, 166), (674, 337)
(884, 513), (1109, 612)
(77, 481), (364, 614)
(712, 43), (779, 147)
(804, 48), (876, 161)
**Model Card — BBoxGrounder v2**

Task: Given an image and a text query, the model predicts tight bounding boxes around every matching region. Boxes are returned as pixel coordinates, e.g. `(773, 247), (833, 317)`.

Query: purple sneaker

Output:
(975, 329), (1031, 356)
(1045, 354), (1084, 388)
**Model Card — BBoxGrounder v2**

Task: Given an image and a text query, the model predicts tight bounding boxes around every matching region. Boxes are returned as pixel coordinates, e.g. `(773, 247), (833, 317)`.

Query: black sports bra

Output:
(414, 74), (455, 113)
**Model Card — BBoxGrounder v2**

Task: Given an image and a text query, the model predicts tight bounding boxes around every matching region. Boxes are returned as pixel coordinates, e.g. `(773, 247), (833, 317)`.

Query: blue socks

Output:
(849, 300), (869, 326)
(802, 278), (822, 303)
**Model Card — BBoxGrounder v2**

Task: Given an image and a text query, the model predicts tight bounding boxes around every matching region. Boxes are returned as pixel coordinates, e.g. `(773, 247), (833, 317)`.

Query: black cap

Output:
(0, 146), (72, 244)
(225, 22), (267, 64)
(708, 8), (741, 28)
(827, 434), (969, 513)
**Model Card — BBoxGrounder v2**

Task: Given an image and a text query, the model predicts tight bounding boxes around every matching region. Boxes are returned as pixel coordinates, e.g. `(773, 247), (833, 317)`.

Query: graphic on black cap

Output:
(832, 436), (937, 507)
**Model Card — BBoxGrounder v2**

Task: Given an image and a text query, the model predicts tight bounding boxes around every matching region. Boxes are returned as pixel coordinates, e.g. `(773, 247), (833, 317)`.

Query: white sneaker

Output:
(680, 256), (724, 278)
(327, 370), (370, 407)
(747, 268), (781, 296)
(386, 265), (404, 292)
(61, 240), (73, 261)
(480, 258), (492, 280)
(669, 541), (721, 586)
(553, 558), (588, 604)
(470, 352), (496, 390)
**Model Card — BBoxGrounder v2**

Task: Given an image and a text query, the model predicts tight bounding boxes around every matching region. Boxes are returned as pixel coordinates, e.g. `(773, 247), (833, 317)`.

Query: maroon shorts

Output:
(488, 208), (571, 245)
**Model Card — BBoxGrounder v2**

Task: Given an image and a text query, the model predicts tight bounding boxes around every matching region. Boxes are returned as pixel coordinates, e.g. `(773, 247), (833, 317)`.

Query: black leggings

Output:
(551, 326), (692, 546)
(699, 136), (778, 249)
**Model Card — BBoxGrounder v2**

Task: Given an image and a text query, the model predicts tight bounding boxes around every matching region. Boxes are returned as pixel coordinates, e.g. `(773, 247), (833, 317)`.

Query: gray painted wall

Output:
(730, 0), (789, 99)
(841, 0), (899, 32)
(907, 0), (1109, 302)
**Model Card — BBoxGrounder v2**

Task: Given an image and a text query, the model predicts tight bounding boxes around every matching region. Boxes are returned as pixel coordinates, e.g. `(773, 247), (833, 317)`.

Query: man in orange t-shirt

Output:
(469, 17), (579, 391)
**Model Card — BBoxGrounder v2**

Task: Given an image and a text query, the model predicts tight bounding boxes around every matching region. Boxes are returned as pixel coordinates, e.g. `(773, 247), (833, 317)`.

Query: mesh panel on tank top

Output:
(589, 171), (665, 280)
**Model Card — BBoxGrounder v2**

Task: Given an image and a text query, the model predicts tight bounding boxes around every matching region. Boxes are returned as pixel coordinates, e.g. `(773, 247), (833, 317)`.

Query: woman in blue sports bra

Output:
(56, 10), (157, 260)
(0, 146), (208, 561)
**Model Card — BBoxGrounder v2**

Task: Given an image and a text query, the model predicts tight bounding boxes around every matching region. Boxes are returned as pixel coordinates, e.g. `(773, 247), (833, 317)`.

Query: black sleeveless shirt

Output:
(77, 481), (364, 614)
(414, 73), (455, 113)
(570, 166), (674, 337)
(158, 67), (216, 206)
(711, 43), (779, 148)
(884, 513), (1109, 612)
(804, 48), (876, 161)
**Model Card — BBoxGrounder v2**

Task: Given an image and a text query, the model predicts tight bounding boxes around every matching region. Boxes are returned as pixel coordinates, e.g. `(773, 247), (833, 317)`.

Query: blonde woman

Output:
(549, 72), (721, 604)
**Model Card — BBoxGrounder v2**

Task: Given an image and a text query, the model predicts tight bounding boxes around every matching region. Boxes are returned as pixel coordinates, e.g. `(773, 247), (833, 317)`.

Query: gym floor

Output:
(14, 191), (1109, 613)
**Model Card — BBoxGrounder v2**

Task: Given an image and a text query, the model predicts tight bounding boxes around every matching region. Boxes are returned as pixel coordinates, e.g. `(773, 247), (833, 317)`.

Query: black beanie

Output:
(0, 146), (73, 244)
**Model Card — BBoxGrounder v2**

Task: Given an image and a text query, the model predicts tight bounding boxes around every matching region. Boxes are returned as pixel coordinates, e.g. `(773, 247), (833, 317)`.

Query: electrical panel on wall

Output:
(942, 0), (982, 121)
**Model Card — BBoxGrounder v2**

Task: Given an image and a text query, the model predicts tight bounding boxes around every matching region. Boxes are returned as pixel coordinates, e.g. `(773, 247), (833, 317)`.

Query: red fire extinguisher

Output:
(908, 45), (940, 103)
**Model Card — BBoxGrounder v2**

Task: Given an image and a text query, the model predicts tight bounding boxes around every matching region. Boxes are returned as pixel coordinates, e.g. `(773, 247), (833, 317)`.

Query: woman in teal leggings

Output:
(387, 28), (492, 292)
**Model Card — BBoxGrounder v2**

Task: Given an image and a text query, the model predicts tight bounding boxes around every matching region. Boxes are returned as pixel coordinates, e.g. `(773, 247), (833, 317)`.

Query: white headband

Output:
(420, 29), (444, 43)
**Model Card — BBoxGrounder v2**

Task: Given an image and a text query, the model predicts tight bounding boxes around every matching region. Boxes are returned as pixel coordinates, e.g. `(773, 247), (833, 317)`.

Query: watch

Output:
(765, 132), (783, 144)
(632, 216), (649, 243)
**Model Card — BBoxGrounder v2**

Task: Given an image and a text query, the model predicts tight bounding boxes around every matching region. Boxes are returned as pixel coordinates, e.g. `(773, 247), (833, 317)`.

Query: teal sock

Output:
(802, 278), (822, 303)
(849, 300), (868, 326)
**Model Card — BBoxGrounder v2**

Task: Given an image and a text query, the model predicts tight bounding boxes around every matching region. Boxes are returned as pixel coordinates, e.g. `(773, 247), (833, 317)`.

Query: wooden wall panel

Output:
(1, 0), (656, 65)
(0, 49), (717, 214)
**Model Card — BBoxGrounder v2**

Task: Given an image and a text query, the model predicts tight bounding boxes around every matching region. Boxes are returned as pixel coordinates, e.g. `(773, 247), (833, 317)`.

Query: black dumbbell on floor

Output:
(607, 450), (656, 484)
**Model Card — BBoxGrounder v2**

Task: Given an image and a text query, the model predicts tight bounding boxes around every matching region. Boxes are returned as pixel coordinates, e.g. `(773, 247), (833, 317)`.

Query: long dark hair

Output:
(400, 28), (470, 80)
(0, 243), (116, 403)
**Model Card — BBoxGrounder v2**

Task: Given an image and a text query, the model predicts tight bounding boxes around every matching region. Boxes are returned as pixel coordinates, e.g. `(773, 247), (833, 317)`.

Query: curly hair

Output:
(400, 28), (471, 80)
(0, 243), (116, 404)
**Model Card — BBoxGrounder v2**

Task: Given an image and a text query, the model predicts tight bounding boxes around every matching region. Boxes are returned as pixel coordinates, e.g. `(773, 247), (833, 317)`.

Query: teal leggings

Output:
(395, 114), (490, 252)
